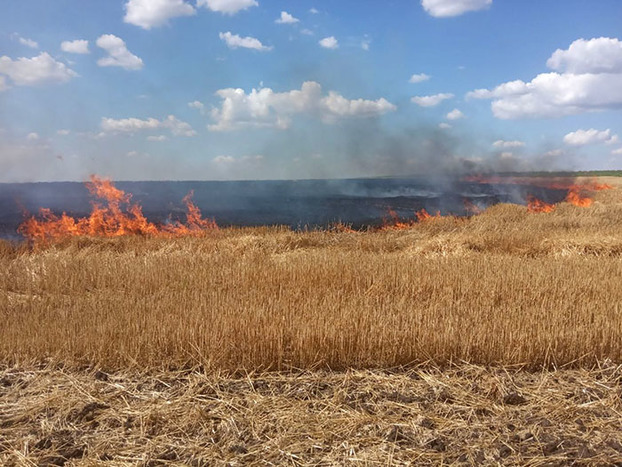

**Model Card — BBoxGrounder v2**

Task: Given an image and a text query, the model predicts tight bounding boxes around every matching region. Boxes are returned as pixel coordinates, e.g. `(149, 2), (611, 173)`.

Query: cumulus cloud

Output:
(188, 100), (205, 112)
(411, 93), (453, 107)
(18, 37), (39, 49)
(96, 35), (143, 70)
(492, 140), (525, 148)
(27, 132), (39, 141)
(61, 39), (90, 54)
(446, 108), (464, 120)
(101, 115), (196, 136)
(0, 52), (77, 86)
(468, 37), (622, 119)
(563, 128), (619, 146)
(208, 81), (396, 131)
(611, 147), (622, 155)
(421, 0), (492, 17)
(197, 0), (258, 15)
(547, 37), (622, 74)
(219, 32), (272, 51)
(319, 36), (338, 49)
(276, 11), (299, 24)
(309, 8), (319, 14)
(124, 0), (195, 29)
(361, 38), (371, 51)
(57, 129), (70, 136)
(409, 73), (430, 84)
(439, 122), (451, 129)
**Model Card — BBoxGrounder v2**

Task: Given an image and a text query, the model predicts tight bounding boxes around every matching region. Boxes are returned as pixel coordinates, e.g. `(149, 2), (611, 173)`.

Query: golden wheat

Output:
(1, 182), (621, 371)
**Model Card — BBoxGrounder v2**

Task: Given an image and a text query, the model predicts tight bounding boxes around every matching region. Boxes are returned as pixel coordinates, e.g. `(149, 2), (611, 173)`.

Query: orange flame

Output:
(465, 175), (613, 213)
(415, 208), (441, 222)
(18, 175), (217, 243)
(564, 187), (593, 207)
(382, 209), (414, 230)
(527, 196), (556, 213)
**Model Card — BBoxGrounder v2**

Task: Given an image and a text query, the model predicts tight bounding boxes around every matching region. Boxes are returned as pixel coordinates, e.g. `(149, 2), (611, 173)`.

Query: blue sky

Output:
(1, 0), (621, 182)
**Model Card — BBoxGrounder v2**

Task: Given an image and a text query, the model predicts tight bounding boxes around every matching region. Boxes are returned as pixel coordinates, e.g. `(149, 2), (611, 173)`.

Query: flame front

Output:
(465, 175), (613, 213)
(18, 175), (217, 243)
(564, 187), (593, 207)
(527, 196), (556, 213)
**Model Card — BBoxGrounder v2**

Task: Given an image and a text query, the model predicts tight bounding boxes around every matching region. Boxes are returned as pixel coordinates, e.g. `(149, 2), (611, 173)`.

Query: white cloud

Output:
(208, 81), (396, 131)
(96, 34), (143, 70)
(301, 29), (314, 36)
(0, 76), (8, 92)
(547, 37), (622, 74)
(219, 32), (272, 51)
(411, 93), (453, 107)
(213, 155), (235, 164)
(57, 129), (70, 136)
(563, 128), (619, 146)
(101, 115), (196, 136)
(197, 0), (258, 15)
(611, 147), (622, 155)
(319, 36), (338, 49)
(147, 135), (168, 141)
(18, 37), (39, 49)
(309, 8), (319, 14)
(439, 122), (451, 129)
(276, 11), (299, 24)
(124, 0), (195, 29)
(421, 0), (492, 17)
(446, 108), (464, 120)
(27, 132), (39, 141)
(492, 140), (525, 148)
(409, 73), (430, 84)
(321, 91), (396, 120)
(468, 37), (622, 119)
(61, 39), (90, 54)
(188, 100), (205, 112)
(361, 39), (371, 51)
(0, 52), (77, 86)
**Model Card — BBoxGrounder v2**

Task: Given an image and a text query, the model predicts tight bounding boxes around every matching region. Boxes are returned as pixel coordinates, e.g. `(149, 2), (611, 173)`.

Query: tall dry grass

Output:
(1, 185), (622, 371)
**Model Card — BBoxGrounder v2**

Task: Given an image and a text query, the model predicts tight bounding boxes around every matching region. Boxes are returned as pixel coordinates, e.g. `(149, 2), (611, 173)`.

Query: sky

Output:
(1, 0), (621, 182)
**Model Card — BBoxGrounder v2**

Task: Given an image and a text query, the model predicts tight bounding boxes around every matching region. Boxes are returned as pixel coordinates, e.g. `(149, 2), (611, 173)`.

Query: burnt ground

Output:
(1, 364), (621, 465)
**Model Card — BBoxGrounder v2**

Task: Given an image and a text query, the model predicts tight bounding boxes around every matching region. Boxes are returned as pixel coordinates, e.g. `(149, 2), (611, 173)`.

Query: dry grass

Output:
(1, 184), (622, 371)
(1, 363), (621, 465)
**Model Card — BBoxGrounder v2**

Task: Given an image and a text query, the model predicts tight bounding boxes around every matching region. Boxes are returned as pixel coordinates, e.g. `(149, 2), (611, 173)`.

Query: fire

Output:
(527, 196), (556, 213)
(465, 175), (613, 213)
(18, 175), (217, 243)
(564, 187), (593, 207)
(382, 209), (414, 230)
(415, 208), (441, 222)
(381, 208), (441, 230)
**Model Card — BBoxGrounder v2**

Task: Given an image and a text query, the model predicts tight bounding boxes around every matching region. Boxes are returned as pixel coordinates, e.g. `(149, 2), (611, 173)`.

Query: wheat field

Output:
(2, 178), (621, 371)
(2, 178), (622, 464)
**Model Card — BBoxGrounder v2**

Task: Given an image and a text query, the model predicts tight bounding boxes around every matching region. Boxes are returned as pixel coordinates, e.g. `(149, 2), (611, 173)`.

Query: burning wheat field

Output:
(1, 174), (622, 465)
(3, 0), (622, 465)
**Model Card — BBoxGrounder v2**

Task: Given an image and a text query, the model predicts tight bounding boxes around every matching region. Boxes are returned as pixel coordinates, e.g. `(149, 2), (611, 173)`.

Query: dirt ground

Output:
(1, 363), (621, 465)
